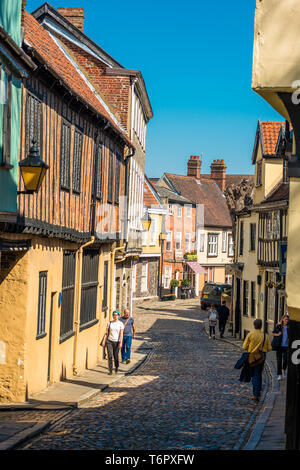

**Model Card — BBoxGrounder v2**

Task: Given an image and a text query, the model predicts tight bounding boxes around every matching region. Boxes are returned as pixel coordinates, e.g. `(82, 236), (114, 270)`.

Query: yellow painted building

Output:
(131, 176), (166, 304)
(230, 120), (289, 340)
(252, 0), (300, 448)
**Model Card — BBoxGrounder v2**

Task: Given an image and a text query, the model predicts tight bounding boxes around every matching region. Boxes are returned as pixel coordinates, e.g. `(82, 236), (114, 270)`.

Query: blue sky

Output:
(26, 0), (282, 178)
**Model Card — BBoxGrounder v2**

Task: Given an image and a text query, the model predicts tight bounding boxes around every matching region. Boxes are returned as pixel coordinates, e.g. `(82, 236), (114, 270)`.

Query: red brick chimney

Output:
(187, 155), (201, 180)
(210, 159), (227, 192)
(57, 7), (85, 32)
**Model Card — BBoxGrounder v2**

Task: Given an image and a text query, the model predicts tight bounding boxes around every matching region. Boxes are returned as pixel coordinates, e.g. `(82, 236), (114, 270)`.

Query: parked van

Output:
(200, 282), (232, 310)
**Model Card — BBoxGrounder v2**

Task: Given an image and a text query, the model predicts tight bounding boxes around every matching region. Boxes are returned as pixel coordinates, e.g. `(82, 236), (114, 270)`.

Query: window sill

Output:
(0, 162), (13, 171)
(36, 332), (47, 340)
(59, 330), (75, 344)
(79, 318), (99, 332)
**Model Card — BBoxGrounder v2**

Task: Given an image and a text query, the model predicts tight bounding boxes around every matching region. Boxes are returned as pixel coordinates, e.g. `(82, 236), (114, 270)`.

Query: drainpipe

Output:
(109, 244), (126, 319)
(73, 236), (95, 375)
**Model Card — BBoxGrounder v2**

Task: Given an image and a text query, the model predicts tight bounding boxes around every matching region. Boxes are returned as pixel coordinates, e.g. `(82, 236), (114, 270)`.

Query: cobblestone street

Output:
(19, 300), (269, 450)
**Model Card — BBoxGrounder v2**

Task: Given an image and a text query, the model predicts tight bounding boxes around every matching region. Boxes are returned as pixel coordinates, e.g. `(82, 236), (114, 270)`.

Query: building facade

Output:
(31, 4), (153, 317)
(0, 4), (148, 402)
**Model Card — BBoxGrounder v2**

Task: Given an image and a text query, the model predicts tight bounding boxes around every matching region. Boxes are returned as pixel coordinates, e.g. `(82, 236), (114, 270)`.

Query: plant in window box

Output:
(274, 281), (285, 290)
(184, 252), (197, 261)
(265, 281), (273, 289)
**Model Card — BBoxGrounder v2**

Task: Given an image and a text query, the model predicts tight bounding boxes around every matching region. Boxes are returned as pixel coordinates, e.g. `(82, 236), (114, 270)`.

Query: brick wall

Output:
(53, 34), (130, 132)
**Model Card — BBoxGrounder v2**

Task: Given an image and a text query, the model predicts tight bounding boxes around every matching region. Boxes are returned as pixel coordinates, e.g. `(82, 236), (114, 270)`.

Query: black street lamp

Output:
(18, 139), (49, 194)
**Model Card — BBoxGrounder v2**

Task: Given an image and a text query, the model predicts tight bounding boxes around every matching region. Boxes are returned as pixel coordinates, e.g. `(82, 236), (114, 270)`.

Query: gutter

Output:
(73, 236), (95, 375)
(0, 25), (36, 73)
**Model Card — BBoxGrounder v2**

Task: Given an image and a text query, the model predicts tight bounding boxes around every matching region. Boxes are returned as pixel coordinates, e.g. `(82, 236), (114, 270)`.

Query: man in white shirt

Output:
(102, 311), (124, 375)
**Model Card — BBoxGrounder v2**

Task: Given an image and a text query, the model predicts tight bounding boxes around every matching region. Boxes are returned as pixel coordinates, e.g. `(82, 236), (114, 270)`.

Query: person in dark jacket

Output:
(218, 301), (230, 338)
(273, 314), (289, 381)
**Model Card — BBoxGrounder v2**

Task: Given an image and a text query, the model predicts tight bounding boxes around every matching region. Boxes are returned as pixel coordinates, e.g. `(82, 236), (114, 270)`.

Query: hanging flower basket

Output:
(265, 281), (273, 288)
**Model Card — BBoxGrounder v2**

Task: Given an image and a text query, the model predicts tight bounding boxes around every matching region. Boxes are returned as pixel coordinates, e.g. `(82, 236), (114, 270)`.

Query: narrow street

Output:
(19, 300), (269, 450)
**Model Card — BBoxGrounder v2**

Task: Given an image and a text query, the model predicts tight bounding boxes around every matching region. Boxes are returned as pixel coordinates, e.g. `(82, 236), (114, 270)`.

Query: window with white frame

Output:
(176, 232), (182, 250)
(228, 234), (234, 257)
(185, 233), (191, 252)
(208, 234), (218, 256)
(164, 266), (172, 288)
(150, 217), (157, 246)
(166, 231), (172, 251)
(199, 233), (205, 252)
(132, 263), (137, 293)
(142, 230), (147, 246)
(141, 262), (148, 292)
(222, 231), (227, 253)
(177, 205), (182, 218)
(186, 205), (192, 218)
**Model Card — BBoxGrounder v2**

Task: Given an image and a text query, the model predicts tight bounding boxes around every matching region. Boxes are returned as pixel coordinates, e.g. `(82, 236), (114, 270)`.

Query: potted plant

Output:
(170, 279), (179, 294)
(181, 278), (190, 288)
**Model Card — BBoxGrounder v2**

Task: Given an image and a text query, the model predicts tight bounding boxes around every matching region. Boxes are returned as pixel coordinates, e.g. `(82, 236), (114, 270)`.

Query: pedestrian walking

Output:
(101, 311), (124, 375)
(208, 304), (218, 339)
(120, 308), (136, 364)
(218, 301), (230, 338)
(272, 314), (289, 381)
(243, 318), (272, 402)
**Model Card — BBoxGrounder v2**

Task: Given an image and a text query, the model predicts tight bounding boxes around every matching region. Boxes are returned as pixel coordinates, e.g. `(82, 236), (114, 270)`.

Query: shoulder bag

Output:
(248, 333), (266, 367)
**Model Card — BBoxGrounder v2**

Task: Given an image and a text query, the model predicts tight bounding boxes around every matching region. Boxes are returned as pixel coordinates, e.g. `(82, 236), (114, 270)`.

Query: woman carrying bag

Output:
(243, 318), (272, 402)
(272, 314), (289, 381)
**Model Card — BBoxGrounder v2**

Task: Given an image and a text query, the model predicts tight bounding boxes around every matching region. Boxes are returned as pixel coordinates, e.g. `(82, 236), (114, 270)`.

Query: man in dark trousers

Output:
(218, 301), (230, 338)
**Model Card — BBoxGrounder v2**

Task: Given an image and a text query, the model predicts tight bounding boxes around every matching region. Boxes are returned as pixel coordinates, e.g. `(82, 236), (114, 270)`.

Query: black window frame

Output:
(80, 249), (99, 329)
(1, 67), (12, 166)
(107, 148), (115, 204)
(239, 221), (244, 256)
(250, 223), (256, 251)
(251, 281), (256, 317)
(36, 271), (47, 339)
(102, 260), (109, 316)
(25, 90), (43, 158)
(60, 120), (71, 191)
(114, 152), (121, 205)
(60, 250), (76, 342)
(72, 128), (83, 194)
(93, 138), (103, 201)
(243, 280), (249, 316)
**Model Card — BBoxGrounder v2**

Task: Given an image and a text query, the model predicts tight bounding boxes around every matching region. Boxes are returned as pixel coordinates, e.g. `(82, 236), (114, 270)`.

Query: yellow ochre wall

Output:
(0, 235), (112, 402)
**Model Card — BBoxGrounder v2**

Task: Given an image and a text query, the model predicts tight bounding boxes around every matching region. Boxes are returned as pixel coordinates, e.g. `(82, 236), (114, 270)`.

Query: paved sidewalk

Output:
(0, 337), (152, 450)
(203, 317), (286, 450)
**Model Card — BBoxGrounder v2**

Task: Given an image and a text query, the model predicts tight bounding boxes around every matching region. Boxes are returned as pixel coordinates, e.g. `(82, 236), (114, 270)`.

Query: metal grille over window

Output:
(102, 260), (109, 315)
(1, 69), (12, 164)
(94, 140), (103, 199)
(72, 130), (83, 193)
(115, 152), (121, 204)
(37, 271), (47, 338)
(26, 92), (43, 157)
(60, 122), (71, 190)
(80, 249), (99, 327)
(60, 250), (76, 339)
(107, 149), (115, 203)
